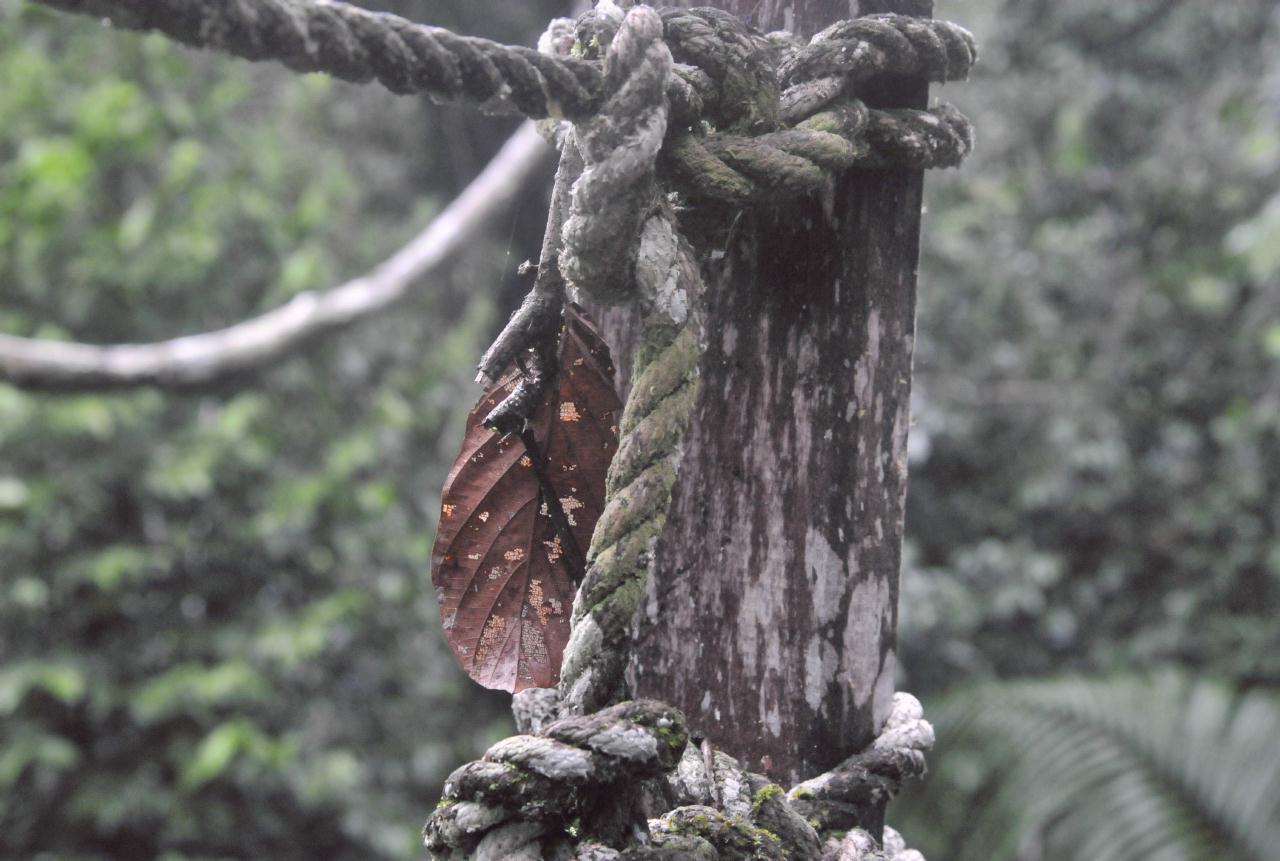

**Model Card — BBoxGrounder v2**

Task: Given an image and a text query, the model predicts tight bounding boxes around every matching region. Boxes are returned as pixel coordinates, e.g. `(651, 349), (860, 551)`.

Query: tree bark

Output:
(627, 0), (932, 785)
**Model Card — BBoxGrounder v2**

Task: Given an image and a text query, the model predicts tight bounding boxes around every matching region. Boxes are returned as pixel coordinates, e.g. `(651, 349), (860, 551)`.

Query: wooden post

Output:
(628, 0), (934, 785)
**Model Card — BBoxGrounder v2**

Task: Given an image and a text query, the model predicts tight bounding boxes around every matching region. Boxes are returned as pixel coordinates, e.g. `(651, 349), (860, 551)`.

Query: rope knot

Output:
(559, 4), (671, 305)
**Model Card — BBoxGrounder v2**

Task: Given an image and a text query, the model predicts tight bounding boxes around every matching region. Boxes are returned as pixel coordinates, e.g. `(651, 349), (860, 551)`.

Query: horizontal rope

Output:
(664, 102), (974, 205)
(780, 14), (977, 89)
(35, 3), (974, 135)
(35, 0), (605, 118)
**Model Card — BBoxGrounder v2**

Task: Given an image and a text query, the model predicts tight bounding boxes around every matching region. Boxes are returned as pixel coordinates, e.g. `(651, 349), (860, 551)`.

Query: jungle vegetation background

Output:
(0, 0), (1277, 859)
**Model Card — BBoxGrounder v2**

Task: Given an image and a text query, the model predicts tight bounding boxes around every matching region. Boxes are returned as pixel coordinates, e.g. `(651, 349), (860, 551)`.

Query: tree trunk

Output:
(626, 0), (933, 785)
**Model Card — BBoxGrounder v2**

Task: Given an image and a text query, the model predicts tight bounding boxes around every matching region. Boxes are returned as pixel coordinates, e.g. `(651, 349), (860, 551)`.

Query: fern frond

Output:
(894, 674), (1280, 861)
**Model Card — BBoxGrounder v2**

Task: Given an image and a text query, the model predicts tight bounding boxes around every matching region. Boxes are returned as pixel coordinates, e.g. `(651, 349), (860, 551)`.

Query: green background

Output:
(0, 1), (1276, 858)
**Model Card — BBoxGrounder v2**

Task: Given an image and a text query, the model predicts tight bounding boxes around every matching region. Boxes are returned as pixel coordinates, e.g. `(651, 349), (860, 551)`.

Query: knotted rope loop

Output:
(657, 7), (781, 132)
(424, 698), (688, 858)
(424, 5), (972, 858)
(777, 14), (977, 122)
(425, 691), (934, 859)
(560, 6), (672, 305)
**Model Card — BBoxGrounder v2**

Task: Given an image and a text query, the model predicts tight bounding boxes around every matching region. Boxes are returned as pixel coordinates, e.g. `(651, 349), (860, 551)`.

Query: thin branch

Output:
(0, 122), (552, 392)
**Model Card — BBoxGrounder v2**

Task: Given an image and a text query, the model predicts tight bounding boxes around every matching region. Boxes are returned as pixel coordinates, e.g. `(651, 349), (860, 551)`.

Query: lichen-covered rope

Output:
(788, 693), (935, 838)
(644, 692), (935, 860)
(35, 0), (604, 118)
(777, 14), (977, 122)
(653, 11), (977, 204)
(560, 6), (671, 304)
(559, 311), (700, 714)
(664, 102), (974, 205)
(39, 2), (977, 202)
(656, 7), (781, 132)
(426, 692), (935, 859)
(424, 698), (688, 858)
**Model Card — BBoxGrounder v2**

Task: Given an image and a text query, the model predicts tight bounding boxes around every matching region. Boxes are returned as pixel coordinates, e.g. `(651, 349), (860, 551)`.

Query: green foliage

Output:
(903, 0), (1280, 691)
(898, 1), (1280, 854)
(0, 1), (569, 857)
(895, 674), (1280, 861)
(1, 0), (1277, 857)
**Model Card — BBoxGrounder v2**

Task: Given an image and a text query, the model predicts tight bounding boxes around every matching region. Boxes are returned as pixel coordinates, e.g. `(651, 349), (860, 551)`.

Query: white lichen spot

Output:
(441, 503), (456, 518)
(520, 455), (533, 468)
(559, 495), (583, 526)
(504, 548), (526, 562)
(586, 726), (659, 760)
(765, 702), (783, 737)
(478, 511), (490, 523)
(473, 615), (507, 667)
(843, 576), (891, 712)
(805, 527), (846, 626)
(544, 535), (563, 562)
(559, 402), (582, 422)
(873, 647), (898, 732)
(635, 215), (689, 324)
(528, 578), (553, 626)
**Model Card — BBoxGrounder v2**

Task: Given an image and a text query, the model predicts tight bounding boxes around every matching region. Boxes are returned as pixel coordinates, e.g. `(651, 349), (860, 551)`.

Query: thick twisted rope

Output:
(35, 0), (604, 118)
(778, 14), (977, 122)
(560, 6), (671, 304)
(660, 12), (978, 205)
(424, 698), (688, 858)
(665, 102), (974, 205)
(559, 311), (699, 715)
(425, 692), (934, 860)
(38, 2), (976, 205)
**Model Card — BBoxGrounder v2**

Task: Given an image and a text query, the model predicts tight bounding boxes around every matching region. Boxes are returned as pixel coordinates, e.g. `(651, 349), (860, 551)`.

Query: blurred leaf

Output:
(131, 661), (270, 724)
(0, 724), (79, 785)
(0, 660), (86, 714)
(181, 719), (292, 790)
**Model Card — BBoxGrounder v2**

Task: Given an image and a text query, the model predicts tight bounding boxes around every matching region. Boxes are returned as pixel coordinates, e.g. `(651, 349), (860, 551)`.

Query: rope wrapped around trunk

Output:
(418, 2), (980, 856)
(25, 1), (983, 857)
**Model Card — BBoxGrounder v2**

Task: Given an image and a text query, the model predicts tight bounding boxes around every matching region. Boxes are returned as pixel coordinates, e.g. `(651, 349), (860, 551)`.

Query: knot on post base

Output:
(424, 692), (935, 860)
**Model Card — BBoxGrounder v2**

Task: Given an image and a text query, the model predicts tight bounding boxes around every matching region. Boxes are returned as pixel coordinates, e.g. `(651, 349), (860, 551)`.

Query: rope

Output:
(36, 0), (604, 118)
(424, 698), (688, 858)
(28, 2), (980, 856)
(782, 15), (977, 85)
(664, 102), (974, 205)
(428, 4), (975, 854)
(424, 692), (935, 860)
(560, 6), (671, 304)
(39, 3), (976, 205)
(559, 313), (700, 714)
